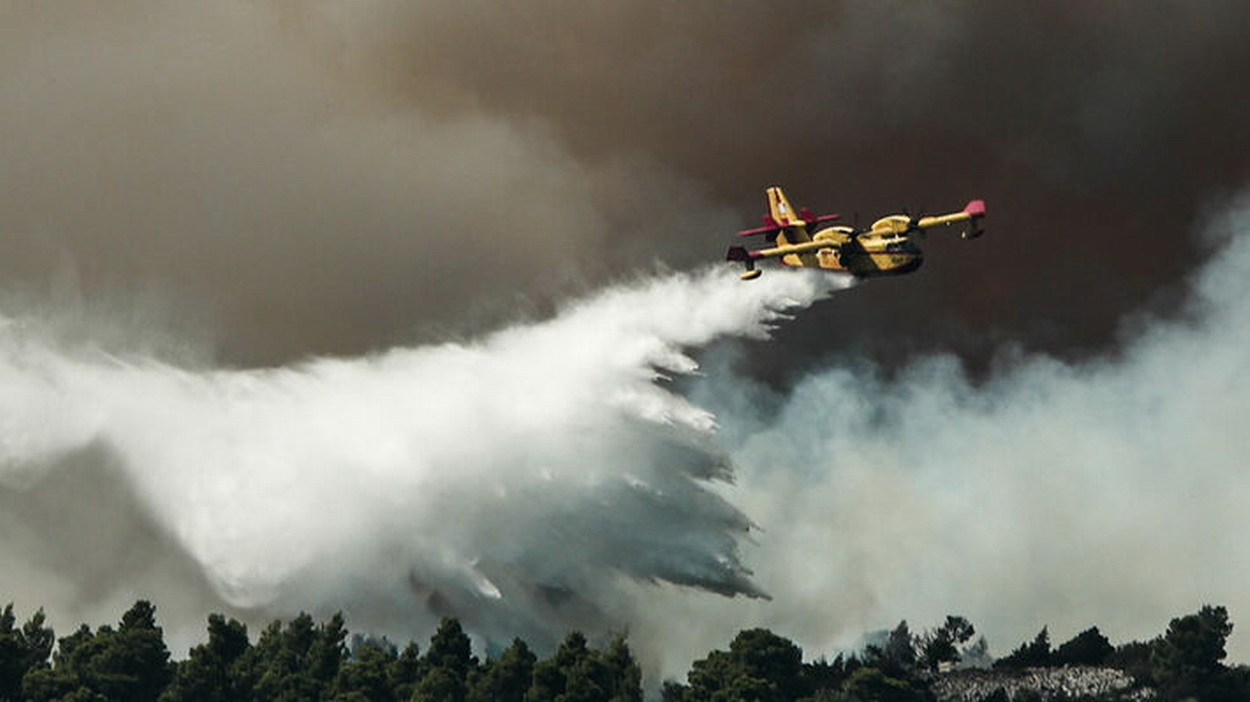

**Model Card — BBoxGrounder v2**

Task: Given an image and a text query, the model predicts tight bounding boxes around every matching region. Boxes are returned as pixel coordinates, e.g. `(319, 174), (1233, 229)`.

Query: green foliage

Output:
(468, 638), (534, 702)
(684, 649), (743, 702)
(10, 599), (1250, 702)
(559, 656), (608, 702)
(414, 618), (479, 702)
(995, 627), (1051, 669)
(0, 603), (55, 701)
(881, 621), (916, 675)
(525, 655), (564, 702)
(521, 630), (640, 702)
(995, 625), (1113, 670)
(390, 642), (424, 702)
(331, 637), (399, 702)
(21, 665), (83, 702)
(917, 616), (975, 672)
(23, 624), (92, 702)
(1053, 627), (1114, 666)
(729, 629), (804, 702)
(246, 612), (349, 702)
(600, 635), (643, 702)
(1153, 605), (1231, 684)
(162, 614), (251, 702)
(1107, 640), (1154, 683)
(798, 654), (851, 696)
(416, 666), (466, 702)
(838, 667), (922, 702)
(96, 601), (174, 702)
(680, 628), (803, 702)
(1150, 604), (1244, 701)
(20, 601), (172, 702)
(660, 679), (687, 702)
(427, 619), (476, 682)
(310, 614), (350, 685)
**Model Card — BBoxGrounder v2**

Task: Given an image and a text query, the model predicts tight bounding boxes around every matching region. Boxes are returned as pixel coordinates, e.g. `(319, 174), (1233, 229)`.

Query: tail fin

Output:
(766, 186), (805, 227)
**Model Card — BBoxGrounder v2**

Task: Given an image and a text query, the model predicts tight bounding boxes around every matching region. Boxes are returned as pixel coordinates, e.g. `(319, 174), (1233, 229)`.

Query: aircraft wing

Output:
(727, 229), (851, 264)
(915, 200), (987, 239)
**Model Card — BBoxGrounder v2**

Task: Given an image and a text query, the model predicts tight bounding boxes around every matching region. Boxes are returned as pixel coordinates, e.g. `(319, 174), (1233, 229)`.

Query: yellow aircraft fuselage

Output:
(770, 224), (923, 277)
(728, 187), (985, 280)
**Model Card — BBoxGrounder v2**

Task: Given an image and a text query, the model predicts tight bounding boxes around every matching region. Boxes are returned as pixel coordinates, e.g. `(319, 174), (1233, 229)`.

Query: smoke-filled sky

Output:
(2, 0), (1249, 678)
(5, 1), (1249, 368)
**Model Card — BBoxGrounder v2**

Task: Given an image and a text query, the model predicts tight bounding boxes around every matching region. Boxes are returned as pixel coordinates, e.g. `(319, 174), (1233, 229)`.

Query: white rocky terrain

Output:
(930, 666), (1153, 701)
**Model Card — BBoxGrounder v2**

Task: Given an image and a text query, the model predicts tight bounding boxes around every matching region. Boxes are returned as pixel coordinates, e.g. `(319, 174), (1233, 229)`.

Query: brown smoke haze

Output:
(311, 1), (1250, 371)
(0, 2), (730, 364)
(4, 2), (1249, 368)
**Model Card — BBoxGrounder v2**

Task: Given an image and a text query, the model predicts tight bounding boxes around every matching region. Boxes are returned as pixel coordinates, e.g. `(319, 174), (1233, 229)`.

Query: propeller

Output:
(902, 206), (927, 237)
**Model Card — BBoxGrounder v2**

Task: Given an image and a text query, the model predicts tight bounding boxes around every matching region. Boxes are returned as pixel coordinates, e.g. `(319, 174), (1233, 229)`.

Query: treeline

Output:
(0, 601), (639, 702)
(988, 605), (1250, 702)
(1, 600), (1248, 701)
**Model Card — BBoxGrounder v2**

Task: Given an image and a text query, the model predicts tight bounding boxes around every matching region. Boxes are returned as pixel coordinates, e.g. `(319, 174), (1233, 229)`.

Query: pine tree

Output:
(0, 604), (54, 700)
(332, 637), (398, 702)
(599, 635), (641, 702)
(163, 614), (252, 702)
(994, 627), (1051, 669)
(1052, 627), (1113, 666)
(416, 619), (477, 702)
(469, 638), (534, 702)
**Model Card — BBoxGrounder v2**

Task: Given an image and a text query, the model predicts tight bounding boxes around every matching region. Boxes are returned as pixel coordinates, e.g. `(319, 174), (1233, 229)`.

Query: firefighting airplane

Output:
(726, 186), (986, 280)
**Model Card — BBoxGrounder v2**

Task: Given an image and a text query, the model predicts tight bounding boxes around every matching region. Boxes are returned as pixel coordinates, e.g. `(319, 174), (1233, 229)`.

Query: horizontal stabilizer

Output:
(737, 212), (839, 237)
(737, 215), (782, 237)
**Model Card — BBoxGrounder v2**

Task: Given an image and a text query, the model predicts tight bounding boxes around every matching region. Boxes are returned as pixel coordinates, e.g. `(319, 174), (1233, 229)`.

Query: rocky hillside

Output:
(930, 665), (1153, 701)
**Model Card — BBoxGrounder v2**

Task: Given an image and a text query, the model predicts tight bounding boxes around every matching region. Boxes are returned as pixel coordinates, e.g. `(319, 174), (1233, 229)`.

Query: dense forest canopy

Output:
(1, 600), (1247, 701)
